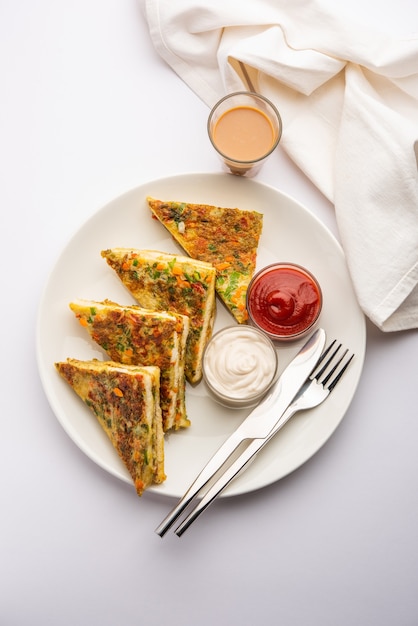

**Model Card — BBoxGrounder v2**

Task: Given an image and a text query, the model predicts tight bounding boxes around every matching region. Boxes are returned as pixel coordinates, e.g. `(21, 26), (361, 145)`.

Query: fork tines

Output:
(312, 340), (355, 392)
(156, 334), (355, 537)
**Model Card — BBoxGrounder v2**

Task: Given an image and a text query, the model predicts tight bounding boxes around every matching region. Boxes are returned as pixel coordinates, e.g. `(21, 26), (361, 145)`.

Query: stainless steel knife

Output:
(155, 327), (326, 537)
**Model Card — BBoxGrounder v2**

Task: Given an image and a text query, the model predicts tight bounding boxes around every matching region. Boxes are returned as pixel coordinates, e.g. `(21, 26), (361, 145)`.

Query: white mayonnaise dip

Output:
(203, 326), (278, 406)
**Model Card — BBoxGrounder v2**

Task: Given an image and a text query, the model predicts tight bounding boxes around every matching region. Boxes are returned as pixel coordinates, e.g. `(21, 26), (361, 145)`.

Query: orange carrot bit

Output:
(225, 255), (235, 262)
(113, 387), (124, 397)
(78, 317), (89, 327)
(214, 261), (230, 271)
(122, 261), (130, 271)
(172, 265), (183, 276)
(156, 262), (165, 270)
(135, 479), (145, 494)
(231, 287), (245, 304)
(124, 348), (133, 357)
(176, 277), (190, 288)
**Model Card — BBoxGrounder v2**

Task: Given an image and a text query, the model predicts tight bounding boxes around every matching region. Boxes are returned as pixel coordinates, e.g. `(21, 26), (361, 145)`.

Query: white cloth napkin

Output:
(141, 0), (418, 331)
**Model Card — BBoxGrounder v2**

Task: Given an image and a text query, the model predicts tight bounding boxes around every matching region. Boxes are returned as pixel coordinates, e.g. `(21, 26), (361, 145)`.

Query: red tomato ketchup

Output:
(246, 263), (322, 341)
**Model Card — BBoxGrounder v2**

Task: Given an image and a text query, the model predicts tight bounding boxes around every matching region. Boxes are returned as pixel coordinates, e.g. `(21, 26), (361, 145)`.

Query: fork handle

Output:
(174, 438), (265, 536)
(155, 430), (244, 536)
(175, 405), (299, 536)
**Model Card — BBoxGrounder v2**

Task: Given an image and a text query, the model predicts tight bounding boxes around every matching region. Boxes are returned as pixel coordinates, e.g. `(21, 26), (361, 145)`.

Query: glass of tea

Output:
(207, 91), (282, 177)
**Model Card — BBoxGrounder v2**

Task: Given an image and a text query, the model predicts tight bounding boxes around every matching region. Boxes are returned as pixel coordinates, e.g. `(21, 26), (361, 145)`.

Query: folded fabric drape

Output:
(141, 0), (418, 331)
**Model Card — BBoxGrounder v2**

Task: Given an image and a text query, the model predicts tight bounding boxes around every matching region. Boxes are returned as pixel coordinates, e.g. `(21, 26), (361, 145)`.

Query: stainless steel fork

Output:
(156, 328), (326, 537)
(174, 340), (354, 536)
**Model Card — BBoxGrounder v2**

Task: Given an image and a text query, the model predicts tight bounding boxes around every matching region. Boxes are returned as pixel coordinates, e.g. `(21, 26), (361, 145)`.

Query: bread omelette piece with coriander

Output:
(147, 197), (263, 323)
(55, 359), (165, 496)
(69, 299), (189, 431)
(101, 249), (216, 384)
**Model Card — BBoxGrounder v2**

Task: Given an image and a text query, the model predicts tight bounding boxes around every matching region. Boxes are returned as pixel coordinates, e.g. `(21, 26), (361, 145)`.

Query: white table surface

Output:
(2, 2), (418, 625)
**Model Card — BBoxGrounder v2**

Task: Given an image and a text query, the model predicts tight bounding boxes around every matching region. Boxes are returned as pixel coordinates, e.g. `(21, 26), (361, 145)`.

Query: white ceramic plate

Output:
(36, 173), (366, 498)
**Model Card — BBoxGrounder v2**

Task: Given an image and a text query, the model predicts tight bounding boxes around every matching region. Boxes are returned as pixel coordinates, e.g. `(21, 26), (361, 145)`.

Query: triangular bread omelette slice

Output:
(101, 249), (216, 384)
(69, 299), (190, 432)
(147, 197), (263, 323)
(55, 359), (165, 495)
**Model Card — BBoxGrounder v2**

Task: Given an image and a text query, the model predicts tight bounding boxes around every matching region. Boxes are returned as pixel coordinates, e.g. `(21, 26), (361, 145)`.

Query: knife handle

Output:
(156, 328), (326, 537)
(155, 429), (244, 537)
(174, 405), (298, 536)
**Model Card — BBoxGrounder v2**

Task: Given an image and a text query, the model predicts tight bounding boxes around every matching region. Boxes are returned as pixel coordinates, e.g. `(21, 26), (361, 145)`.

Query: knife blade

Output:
(230, 327), (326, 439)
(155, 327), (326, 537)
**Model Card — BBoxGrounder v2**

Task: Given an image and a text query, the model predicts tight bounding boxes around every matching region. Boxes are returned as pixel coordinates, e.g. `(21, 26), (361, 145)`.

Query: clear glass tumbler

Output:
(208, 91), (282, 177)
